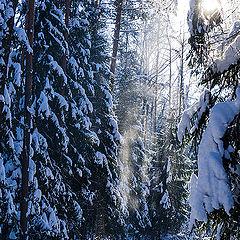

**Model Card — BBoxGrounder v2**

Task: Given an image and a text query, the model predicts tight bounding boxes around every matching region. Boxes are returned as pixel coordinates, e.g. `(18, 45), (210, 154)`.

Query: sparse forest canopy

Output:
(0, 0), (239, 239)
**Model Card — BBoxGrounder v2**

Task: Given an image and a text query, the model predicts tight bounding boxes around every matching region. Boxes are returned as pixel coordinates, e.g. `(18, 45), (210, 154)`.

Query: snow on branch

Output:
(177, 89), (210, 143)
(189, 88), (240, 229)
(214, 36), (240, 73)
(49, 58), (67, 84)
(0, 154), (5, 183)
(213, 22), (240, 73)
(14, 27), (33, 54)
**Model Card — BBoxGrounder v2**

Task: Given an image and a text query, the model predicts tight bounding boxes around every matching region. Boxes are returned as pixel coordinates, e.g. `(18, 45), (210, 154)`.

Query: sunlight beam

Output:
(201, 0), (221, 16)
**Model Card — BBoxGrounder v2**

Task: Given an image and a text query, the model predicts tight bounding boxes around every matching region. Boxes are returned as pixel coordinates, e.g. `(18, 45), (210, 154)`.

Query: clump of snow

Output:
(46, 19), (66, 56)
(220, 21), (240, 50)
(160, 190), (171, 209)
(6, 190), (16, 216)
(9, 229), (17, 239)
(34, 189), (42, 202)
(74, 201), (83, 221)
(49, 209), (58, 229)
(178, 89), (210, 142)
(41, 212), (50, 230)
(166, 157), (172, 184)
(55, 92), (68, 111)
(189, 88), (240, 228)
(76, 168), (82, 177)
(38, 92), (50, 118)
(214, 35), (240, 73)
(46, 167), (54, 180)
(0, 154), (5, 183)
(49, 58), (67, 84)
(15, 27), (33, 54)
(214, 22), (240, 73)
(4, 86), (10, 107)
(101, 85), (113, 109)
(29, 158), (36, 183)
(95, 151), (105, 166)
(109, 117), (121, 142)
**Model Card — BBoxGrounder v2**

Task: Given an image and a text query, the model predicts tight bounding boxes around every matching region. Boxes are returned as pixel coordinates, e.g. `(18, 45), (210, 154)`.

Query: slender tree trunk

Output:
(153, 21), (160, 136)
(168, 40), (172, 112)
(20, 0), (35, 239)
(153, 84), (158, 134)
(144, 103), (149, 149)
(179, 37), (185, 116)
(110, 0), (124, 75)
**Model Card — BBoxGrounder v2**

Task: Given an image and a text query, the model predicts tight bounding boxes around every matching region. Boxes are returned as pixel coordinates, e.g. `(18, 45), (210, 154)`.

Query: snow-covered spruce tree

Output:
(147, 128), (171, 238)
(125, 136), (151, 239)
(23, 1), (82, 238)
(178, 1), (240, 238)
(147, 107), (188, 238)
(0, 1), (23, 238)
(66, 1), (100, 238)
(85, 1), (122, 238)
(116, 24), (151, 237)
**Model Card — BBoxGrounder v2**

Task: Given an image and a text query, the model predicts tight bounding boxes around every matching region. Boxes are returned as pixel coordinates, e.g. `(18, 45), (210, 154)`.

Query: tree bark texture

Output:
(20, 0), (35, 239)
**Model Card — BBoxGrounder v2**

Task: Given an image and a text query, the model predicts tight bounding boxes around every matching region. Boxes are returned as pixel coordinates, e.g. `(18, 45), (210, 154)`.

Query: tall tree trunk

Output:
(153, 21), (160, 136)
(20, 0), (35, 239)
(179, 36), (185, 116)
(168, 38), (172, 112)
(110, 0), (124, 76)
(144, 103), (149, 149)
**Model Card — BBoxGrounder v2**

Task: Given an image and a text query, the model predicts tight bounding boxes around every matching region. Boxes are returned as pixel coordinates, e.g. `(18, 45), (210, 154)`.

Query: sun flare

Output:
(201, 0), (221, 16)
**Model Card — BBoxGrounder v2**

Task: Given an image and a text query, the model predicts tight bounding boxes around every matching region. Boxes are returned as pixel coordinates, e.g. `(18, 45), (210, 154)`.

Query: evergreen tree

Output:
(86, 1), (122, 238)
(26, 1), (80, 238)
(0, 1), (22, 238)
(178, 1), (240, 238)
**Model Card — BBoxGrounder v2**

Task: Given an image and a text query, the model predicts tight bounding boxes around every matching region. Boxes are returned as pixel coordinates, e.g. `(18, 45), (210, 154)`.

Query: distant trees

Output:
(113, 0), (190, 238)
